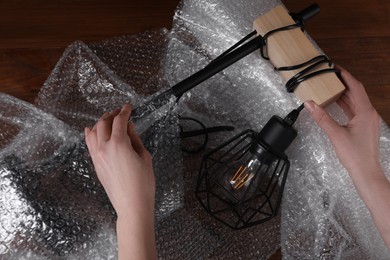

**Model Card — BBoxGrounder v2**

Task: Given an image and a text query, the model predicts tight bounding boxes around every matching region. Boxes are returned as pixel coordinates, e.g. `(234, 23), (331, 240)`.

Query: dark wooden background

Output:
(0, 0), (389, 258)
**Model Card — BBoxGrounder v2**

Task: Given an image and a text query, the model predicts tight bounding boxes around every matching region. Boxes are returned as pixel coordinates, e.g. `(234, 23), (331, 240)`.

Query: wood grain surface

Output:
(0, 0), (389, 259)
(254, 5), (345, 107)
(0, 0), (388, 122)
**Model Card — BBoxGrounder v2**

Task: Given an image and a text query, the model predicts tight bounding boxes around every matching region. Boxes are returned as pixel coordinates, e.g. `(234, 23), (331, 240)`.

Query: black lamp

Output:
(195, 106), (303, 229)
(128, 5), (319, 228)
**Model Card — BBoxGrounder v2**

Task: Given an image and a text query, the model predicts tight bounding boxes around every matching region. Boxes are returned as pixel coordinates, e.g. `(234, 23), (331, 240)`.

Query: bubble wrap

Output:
(1, 0), (389, 259)
(0, 94), (117, 258)
(0, 29), (184, 258)
(169, 0), (390, 258)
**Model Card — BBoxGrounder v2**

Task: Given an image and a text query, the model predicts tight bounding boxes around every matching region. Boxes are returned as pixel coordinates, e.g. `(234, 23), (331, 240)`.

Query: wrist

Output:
(116, 200), (155, 221)
(114, 191), (155, 218)
(347, 162), (385, 186)
(116, 208), (156, 260)
(116, 209), (155, 249)
(116, 213), (154, 232)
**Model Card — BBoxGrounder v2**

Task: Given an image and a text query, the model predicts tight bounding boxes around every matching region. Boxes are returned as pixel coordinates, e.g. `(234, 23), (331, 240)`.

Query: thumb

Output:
(304, 101), (341, 137)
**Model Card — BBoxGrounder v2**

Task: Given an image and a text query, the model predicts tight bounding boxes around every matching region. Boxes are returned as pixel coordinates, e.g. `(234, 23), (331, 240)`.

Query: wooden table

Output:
(0, 0), (389, 124)
(0, 0), (389, 258)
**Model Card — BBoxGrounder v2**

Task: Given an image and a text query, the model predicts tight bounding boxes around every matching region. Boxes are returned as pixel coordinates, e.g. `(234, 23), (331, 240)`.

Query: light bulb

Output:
(223, 152), (273, 204)
(229, 158), (259, 190)
(196, 114), (298, 229)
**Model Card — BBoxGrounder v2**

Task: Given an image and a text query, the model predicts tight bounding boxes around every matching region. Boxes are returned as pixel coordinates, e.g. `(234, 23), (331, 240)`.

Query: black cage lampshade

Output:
(196, 114), (298, 229)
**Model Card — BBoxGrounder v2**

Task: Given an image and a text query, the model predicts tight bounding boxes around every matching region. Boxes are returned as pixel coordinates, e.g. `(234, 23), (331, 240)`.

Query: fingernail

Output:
(123, 103), (131, 110)
(304, 101), (316, 113)
(111, 108), (121, 115)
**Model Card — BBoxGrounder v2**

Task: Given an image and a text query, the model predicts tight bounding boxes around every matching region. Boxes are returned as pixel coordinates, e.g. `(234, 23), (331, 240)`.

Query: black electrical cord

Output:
(286, 66), (336, 93)
(180, 125), (235, 138)
(281, 55), (337, 93)
(275, 54), (330, 71)
(260, 23), (303, 60)
(178, 103), (304, 154)
(206, 11), (333, 96)
(283, 103), (305, 126)
(179, 116), (235, 154)
(259, 21), (337, 93)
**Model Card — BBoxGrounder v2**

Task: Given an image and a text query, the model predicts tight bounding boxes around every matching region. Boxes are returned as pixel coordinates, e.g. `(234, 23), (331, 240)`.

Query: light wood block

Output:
(253, 5), (345, 107)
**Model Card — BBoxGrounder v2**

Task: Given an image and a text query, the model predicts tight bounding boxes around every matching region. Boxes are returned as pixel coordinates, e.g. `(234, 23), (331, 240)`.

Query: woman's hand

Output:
(305, 65), (381, 178)
(305, 66), (390, 250)
(85, 104), (156, 260)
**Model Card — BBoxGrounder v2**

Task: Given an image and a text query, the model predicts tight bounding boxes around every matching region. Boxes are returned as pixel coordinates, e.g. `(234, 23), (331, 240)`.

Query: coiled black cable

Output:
(260, 23), (303, 60)
(259, 22), (336, 93)
(179, 116), (234, 154)
(276, 55), (337, 93)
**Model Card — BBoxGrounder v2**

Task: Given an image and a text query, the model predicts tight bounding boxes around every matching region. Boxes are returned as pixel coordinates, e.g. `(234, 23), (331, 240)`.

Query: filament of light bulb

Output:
(230, 165), (255, 190)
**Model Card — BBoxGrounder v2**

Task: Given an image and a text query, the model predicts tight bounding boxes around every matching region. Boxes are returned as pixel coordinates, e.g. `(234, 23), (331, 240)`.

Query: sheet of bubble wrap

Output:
(1, 0), (389, 259)
(0, 29), (184, 258)
(169, 0), (390, 258)
(0, 94), (118, 258)
(35, 29), (185, 222)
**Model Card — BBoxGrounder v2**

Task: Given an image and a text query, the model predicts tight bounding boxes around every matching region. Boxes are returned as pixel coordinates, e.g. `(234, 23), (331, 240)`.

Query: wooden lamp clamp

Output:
(253, 4), (345, 107)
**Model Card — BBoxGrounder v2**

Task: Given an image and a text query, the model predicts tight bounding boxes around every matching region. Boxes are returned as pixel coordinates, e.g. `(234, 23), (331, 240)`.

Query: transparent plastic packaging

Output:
(0, 30), (184, 259)
(0, 0), (389, 259)
(169, 0), (390, 258)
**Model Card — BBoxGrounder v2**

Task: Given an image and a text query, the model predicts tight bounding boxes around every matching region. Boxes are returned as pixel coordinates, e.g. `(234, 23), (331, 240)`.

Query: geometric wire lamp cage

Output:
(196, 109), (301, 229)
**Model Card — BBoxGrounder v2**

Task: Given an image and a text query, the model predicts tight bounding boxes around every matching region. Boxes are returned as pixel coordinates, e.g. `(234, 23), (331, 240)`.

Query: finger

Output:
(127, 121), (151, 161)
(112, 104), (132, 140)
(84, 127), (92, 144)
(335, 65), (354, 99)
(335, 66), (372, 112)
(96, 109), (120, 144)
(338, 91), (354, 110)
(85, 126), (91, 135)
(337, 67), (361, 92)
(305, 101), (342, 137)
(92, 112), (108, 133)
(334, 64), (346, 74)
(84, 127), (97, 154)
(336, 95), (354, 120)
